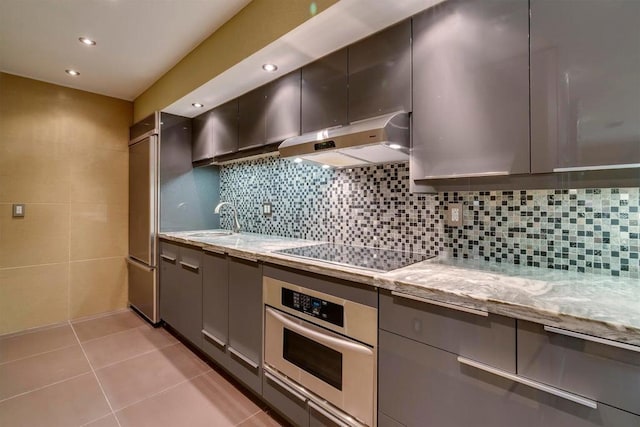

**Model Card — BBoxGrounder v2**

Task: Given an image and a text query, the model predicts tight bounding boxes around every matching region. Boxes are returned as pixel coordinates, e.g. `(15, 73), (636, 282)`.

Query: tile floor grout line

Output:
(234, 408), (265, 426)
(70, 321), (123, 427)
(0, 342), (79, 366)
(79, 413), (117, 427)
(0, 371), (91, 404)
(113, 370), (213, 413)
(91, 342), (181, 372)
(79, 323), (174, 345)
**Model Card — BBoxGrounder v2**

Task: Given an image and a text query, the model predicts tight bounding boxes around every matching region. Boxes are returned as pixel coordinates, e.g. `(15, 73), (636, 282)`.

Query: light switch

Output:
(446, 203), (462, 227)
(12, 204), (25, 218)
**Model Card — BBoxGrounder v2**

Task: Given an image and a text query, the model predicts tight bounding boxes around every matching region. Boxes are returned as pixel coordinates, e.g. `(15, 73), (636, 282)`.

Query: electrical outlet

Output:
(446, 203), (462, 227)
(262, 202), (272, 217)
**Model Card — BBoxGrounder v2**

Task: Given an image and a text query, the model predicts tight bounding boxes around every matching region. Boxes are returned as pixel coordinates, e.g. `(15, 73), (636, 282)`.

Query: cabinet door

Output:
(301, 49), (348, 133)
(518, 321), (640, 416)
(227, 256), (263, 394)
(411, 0), (530, 181)
(379, 330), (640, 427)
(191, 110), (213, 162)
(266, 70), (301, 144)
(175, 245), (203, 348)
(262, 374), (309, 427)
(202, 251), (229, 368)
(348, 19), (411, 122)
(210, 99), (239, 157)
(238, 86), (268, 150)
(530, 0), (640, 173)
(159, 242), (180, 327)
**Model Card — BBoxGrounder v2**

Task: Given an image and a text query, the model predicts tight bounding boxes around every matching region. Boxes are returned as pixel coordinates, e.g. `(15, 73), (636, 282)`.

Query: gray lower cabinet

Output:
(301, 48), (348, 133)
(159, 241), (203, 348)
(379, 290), (516, 371)
(191, 99), (238, 163)
(411, 0), (530, 182)
(262, 373), (309, 427)
(201, 252), (263, 396)
(530, 0), (640, 173)
(518, 320), (640, 416)
(379, 329), (639, 427)
(227, 256), (263, 395)
(201, 250), (229, 369)
(348, 19), (411, 122)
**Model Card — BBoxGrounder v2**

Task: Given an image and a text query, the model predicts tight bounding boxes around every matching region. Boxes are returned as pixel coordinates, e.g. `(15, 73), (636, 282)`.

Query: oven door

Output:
(264, 306), (375, 426)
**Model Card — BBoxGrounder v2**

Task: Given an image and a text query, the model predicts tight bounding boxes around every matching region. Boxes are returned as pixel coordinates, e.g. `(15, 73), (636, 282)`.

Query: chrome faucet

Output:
(214, 201), (241, 233)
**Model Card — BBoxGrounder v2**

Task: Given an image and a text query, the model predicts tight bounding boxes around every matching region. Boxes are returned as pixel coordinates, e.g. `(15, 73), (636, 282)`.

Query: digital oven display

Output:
(281, 288), (344, 327)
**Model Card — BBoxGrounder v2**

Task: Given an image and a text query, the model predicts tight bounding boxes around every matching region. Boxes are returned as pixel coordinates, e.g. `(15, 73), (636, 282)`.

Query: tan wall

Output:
(134, 0), (337, 121)
(0, 73), (133, 335)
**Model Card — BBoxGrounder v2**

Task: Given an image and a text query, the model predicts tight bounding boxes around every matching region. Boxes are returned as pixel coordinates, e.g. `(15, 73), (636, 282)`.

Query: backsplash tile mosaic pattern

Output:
(219, 156), (640, 278)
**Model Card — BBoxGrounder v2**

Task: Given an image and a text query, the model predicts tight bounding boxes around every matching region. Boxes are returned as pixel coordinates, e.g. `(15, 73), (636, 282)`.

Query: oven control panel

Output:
(282, 288), (344, 327)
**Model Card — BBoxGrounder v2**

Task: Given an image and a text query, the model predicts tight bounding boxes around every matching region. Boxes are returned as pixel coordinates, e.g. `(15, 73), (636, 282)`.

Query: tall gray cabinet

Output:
(410, 0), (530, 181)
(530, 0), (640, 173)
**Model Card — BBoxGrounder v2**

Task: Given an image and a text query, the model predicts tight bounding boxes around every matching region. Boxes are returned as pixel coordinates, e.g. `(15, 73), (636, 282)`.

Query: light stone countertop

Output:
(160, 230), (640, 346)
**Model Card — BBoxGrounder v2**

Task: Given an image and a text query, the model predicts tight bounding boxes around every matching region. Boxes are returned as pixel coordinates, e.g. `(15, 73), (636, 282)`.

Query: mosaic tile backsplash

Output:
(219, 156), (640, 278)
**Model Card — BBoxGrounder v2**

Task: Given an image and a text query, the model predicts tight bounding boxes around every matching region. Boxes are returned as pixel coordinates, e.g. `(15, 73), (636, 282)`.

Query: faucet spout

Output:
(214, 202), (241, 233)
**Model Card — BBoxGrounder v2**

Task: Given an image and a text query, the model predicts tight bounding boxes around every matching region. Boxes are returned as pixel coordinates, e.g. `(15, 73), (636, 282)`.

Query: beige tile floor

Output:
(0, 309), (288, 427)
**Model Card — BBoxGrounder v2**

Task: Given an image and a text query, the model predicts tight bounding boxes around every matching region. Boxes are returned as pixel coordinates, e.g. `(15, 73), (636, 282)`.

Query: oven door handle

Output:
(265, 307), (373, 356)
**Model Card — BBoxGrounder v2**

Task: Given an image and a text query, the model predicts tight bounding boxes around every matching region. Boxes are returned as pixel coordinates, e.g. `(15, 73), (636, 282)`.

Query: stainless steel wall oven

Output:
(263, 275), (377, 426)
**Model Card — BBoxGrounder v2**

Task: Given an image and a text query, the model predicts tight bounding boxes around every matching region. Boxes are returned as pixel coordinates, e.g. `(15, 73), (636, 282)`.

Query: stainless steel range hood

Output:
(278, 111), (409, 168)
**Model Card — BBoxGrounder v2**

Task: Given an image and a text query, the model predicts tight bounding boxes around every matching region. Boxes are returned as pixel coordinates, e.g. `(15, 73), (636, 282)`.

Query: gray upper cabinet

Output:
(411, 0), (530, 181)
(530, 0), (640, 173)
(191, 99), (238, 162)
(301, 48), (348, 133)
(348, 19), (412, 122)
(238, 85), (268, 151)
(239, 71), (301, 150)
(266, 70), (301, 144)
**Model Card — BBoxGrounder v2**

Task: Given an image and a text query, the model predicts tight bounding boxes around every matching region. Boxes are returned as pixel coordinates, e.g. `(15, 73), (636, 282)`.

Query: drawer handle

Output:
(179, 261), (200, 272)
(228, 347), (259, 369)
(543, 326), (640, 353)
(264, 369), (308, 403)
(308, 401), (364, 427)
(231, 253), (258, 263)
(457, 356), (598, 409)
(422, 171), (509, 180)
(553, 163), (640, 173)
(391, 291), (488, 317)
(201, 329), (226, 348)
(160, 254), (176, 262)
(204, 247), (226, 255)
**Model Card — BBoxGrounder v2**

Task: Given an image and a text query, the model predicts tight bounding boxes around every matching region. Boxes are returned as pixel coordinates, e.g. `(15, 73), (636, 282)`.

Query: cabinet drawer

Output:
(262, 373), (309, 427)
(379, 330), (640, 427)
(518, 320), (640, 415)
(379, 290), (515, 372)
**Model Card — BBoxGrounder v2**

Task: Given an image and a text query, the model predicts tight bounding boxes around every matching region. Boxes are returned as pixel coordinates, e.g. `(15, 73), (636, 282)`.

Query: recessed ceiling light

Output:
(262, 63), (278, 72)
(389, 143), (402, 150)
(65, 69), (80, 76)
(192, 103), (204, 108)
(78, 37), (96, 46)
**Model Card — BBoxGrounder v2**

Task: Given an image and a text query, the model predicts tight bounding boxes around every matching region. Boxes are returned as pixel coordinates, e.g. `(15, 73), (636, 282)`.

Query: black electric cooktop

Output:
(275, 243), (433, 273)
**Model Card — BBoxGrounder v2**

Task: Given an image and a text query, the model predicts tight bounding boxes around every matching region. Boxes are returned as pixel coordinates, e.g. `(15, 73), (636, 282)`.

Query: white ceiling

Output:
(0, 0), (444, 113)
(0, 0), (251, 100)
